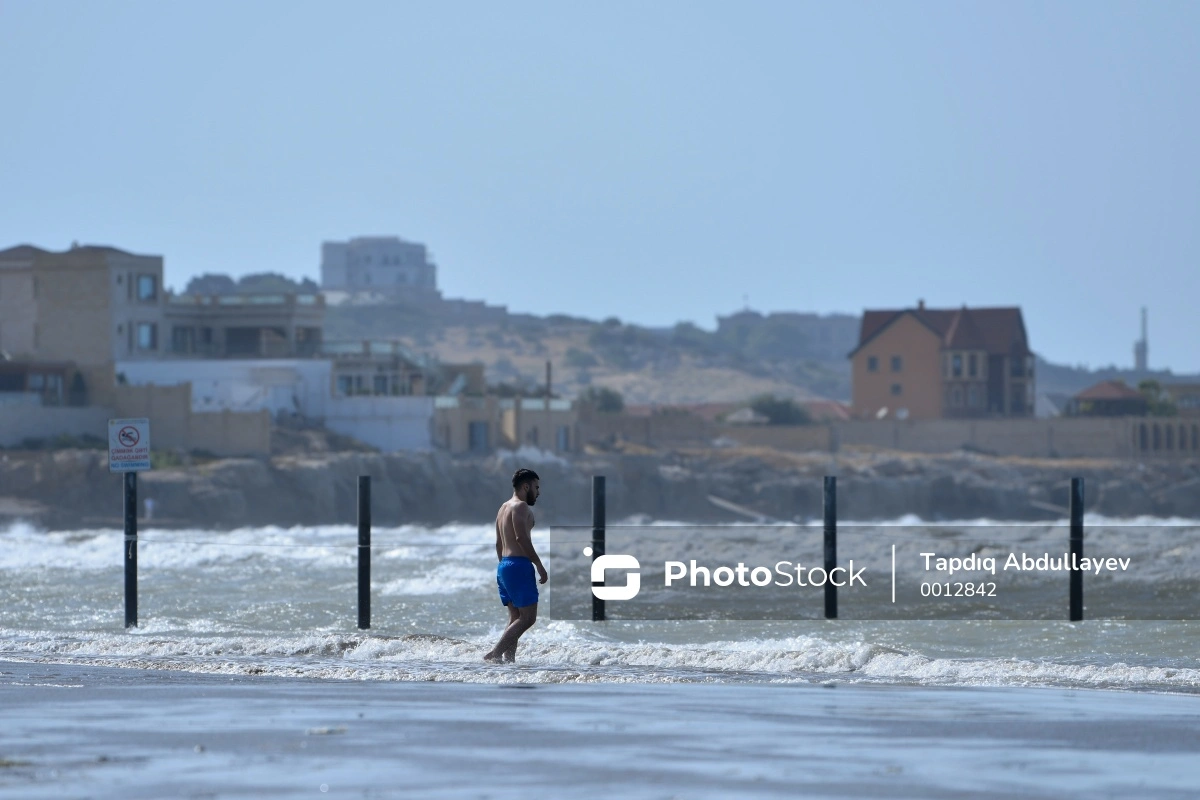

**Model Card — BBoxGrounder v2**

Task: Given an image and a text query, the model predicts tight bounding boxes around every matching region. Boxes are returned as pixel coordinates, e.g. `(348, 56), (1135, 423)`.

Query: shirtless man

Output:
(484, 468), (548, 663)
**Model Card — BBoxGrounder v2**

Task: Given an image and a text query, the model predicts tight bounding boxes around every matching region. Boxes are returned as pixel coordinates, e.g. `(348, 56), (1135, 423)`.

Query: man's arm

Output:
(495, 516), (503, 562)
(514, 504), (548, 584)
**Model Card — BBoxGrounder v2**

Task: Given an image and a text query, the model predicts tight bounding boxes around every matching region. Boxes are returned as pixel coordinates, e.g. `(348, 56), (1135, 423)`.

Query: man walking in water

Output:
(484, 468), (548, 663)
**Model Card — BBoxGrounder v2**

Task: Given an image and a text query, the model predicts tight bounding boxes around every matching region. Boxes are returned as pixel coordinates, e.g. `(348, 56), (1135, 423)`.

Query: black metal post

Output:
(358, 476), (371, 630)
(1069, 477), (1084, 622)
(824, 476), (837, 619)
(591, 475), (606, 622)
(124, 471), (138, 629)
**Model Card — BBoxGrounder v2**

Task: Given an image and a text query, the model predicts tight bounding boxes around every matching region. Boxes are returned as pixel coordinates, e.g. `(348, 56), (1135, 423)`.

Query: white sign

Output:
(108, 418), (152, 472)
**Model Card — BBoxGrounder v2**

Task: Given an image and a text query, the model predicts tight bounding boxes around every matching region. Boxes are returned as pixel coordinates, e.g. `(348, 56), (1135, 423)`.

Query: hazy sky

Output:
(2, 1), (1197, 370)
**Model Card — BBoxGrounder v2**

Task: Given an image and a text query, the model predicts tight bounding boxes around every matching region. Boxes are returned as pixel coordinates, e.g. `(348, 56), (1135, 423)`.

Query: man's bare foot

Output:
(483, 651), (501, 663)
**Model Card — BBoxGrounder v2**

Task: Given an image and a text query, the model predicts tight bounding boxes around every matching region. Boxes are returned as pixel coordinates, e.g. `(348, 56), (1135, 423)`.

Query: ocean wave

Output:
(3, 624), (1199, 692)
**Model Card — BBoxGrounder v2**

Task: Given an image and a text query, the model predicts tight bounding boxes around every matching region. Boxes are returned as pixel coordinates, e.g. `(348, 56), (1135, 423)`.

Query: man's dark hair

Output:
(512, 468), (540, 491)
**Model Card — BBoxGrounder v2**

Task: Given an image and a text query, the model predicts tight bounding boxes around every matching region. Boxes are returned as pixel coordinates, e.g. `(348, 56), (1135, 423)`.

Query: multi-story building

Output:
(320, 236), (439, 298)
(165, 292), (325, 358)
(849, 302), (1034, 420)
(0, 243), (166, 365)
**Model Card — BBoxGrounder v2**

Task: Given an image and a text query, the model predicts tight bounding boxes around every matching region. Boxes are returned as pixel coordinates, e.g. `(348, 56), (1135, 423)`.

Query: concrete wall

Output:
(326, 396), (433, 452)
(0, 404), (111, 447)
(113, 384), (193, 449)
(117, 359), (332, 415)
(189, 409), (272, 457)
(835, 417), (1166, 459)
(579, 412), (715, 447)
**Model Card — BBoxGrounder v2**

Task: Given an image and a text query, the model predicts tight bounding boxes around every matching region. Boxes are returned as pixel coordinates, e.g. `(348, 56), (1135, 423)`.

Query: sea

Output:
(3, 516), (1200, 693)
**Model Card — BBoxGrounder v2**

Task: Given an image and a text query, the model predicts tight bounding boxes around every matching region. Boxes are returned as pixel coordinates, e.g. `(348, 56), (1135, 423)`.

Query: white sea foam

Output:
(379, 564), (493, 596)
(4, 624), (1200, 691)
(5, 519), (1200, 692)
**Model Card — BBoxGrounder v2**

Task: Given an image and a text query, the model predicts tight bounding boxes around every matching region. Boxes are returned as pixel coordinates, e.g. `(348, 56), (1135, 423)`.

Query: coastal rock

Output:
(1, 448), (1197, 530)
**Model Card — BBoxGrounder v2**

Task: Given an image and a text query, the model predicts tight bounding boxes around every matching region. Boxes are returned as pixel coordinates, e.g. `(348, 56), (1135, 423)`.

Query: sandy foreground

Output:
(2, 660), (1199, 799)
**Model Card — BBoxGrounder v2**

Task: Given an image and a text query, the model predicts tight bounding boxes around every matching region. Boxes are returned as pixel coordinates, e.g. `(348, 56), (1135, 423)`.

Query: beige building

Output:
(165, 292), (324, 358)
(849, 302), (1034, 420)
(0, 243), (166, 365)
(321, 340), (428, 397)
(434, 396), (577, 454)
(1164, 384), (1200, 417)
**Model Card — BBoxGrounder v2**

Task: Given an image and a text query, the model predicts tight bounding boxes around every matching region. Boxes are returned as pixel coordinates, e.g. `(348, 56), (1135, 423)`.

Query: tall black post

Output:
(824, 476), (837, 619)
(1069, 477), (1084, 622)
(358, 476), (371, 630)
(124, 471), (138, 629)
(591, 475), (606, 622)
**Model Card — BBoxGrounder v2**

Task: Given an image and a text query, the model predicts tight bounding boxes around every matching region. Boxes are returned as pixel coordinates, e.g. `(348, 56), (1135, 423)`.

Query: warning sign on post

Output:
(108, 418), (151, 472)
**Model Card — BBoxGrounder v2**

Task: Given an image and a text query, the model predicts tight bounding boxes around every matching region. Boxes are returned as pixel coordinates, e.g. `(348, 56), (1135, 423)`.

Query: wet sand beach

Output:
(3, 660), (1199, 799)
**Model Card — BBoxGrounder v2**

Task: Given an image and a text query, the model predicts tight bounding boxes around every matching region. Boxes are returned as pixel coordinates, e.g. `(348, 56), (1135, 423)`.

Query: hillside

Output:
(324, 300), (1199, 406)
(325, 305), (852, 404)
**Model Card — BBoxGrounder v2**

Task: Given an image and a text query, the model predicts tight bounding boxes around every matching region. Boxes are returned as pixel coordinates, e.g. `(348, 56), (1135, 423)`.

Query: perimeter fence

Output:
(115, 475), (1200, 628)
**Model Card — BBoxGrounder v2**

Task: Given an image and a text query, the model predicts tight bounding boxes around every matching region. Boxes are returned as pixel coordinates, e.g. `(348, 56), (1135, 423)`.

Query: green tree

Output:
(749, 394), (811, 425)
(1137, 380), (1178, 416)
(580, 386), (625, 413)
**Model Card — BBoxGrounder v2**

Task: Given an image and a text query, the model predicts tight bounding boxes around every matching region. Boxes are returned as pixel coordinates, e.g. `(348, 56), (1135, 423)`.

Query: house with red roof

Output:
(848, 301), (1034, 420)
(1067, 380), (1148, 417)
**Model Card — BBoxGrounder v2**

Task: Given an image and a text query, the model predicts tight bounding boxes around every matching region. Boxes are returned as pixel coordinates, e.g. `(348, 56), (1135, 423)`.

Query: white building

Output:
(320, 236), (438, 297)
(116, 359), (434, 452)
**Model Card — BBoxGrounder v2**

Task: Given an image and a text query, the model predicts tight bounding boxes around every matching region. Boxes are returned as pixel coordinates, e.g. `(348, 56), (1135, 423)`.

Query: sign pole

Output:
(591, 476), (606, 622)
(124, 471), (138, 628)
(357, 476), (371, 630)
(109, 417), (151, 631)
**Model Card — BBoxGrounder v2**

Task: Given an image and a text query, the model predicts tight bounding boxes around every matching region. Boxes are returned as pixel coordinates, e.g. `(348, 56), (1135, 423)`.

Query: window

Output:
(968, 385), (979, 408)
(968, 354), (977, 378)
(136, 322), (157, 351)
(468, 421), (490, 453)
(1010, 383), (1026, 413)
(171, 326), (194, 354)
(136, 274), (157, 301)
(336, 375), (353, 396)
(867, 356), (879, 372)
(43, 374), (63, 406)
(951, 354), (963, 378)
(951, 386), (962, 407)
(1011, 358), (1025, 378)
(373, 375), (388, 395)
(890, 383), (902, 396)
(890, 355), (902, 372)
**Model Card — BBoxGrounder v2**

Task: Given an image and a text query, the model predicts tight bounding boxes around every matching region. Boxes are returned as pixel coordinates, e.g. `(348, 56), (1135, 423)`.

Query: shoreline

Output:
(3, 447), (1199, 531)
(3, 660), (1200, 798)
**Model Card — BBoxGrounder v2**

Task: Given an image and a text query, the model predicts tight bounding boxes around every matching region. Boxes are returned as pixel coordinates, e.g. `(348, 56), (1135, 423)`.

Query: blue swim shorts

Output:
(497, 556), (539, 608)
